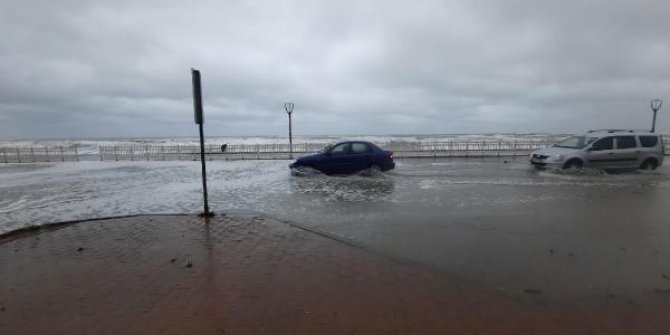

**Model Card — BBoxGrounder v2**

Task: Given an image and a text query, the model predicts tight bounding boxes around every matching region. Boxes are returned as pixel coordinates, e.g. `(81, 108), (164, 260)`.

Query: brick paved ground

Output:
(1, 214), (669, 334)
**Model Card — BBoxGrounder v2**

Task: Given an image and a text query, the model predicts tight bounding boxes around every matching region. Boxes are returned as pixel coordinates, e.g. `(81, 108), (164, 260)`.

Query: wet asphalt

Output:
(272, 157), (670, 301)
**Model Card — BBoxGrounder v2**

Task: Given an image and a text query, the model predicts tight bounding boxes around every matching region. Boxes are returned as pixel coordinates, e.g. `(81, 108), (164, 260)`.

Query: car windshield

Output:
(554, 136), (597, 149)
(322, 144), (333, 152)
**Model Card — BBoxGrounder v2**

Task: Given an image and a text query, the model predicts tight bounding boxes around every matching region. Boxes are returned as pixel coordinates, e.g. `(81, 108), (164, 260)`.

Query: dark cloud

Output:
(1, 0), (668, 139)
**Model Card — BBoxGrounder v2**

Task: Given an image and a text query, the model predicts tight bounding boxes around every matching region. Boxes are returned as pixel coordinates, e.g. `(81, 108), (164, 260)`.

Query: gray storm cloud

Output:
(0, 0), (669, 139)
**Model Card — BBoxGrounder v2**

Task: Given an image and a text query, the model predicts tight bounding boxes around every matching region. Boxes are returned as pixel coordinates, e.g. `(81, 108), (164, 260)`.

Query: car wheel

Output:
(563, 159), (583, 171)
(639, 159), (658, 171)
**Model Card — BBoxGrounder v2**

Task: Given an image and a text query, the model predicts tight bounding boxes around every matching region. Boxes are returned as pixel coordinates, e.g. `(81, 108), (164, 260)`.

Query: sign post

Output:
(192, 68), (213, 217)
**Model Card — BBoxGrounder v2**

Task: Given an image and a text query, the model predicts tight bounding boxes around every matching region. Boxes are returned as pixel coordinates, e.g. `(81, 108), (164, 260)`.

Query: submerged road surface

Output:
(2, 157), (670, 301)
(268, 158), (670, 301)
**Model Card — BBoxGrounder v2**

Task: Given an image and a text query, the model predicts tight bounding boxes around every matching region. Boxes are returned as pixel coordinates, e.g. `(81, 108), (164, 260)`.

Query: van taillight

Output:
(388, 151), (394, 160)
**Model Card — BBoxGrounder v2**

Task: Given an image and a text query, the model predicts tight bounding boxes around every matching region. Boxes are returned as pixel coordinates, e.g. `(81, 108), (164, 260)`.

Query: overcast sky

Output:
(1, 0), (669, 139)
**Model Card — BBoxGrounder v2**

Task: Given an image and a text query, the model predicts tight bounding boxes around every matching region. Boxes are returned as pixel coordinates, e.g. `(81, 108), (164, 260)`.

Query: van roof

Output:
(585, 129), (656, 136)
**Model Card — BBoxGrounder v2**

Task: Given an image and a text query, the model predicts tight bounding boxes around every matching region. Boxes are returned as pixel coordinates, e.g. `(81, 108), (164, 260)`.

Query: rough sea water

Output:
(0, 134), (568, 155)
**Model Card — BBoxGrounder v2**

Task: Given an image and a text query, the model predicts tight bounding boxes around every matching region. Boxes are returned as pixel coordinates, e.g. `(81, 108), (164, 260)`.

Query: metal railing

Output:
(0, 146), (80, 163)
(97, 139), (564, 161)
(2, 136), (669, 163)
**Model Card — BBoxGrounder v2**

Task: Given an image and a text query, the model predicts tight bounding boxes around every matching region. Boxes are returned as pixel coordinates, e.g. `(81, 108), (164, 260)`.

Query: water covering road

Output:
(2, 157), (670, 301)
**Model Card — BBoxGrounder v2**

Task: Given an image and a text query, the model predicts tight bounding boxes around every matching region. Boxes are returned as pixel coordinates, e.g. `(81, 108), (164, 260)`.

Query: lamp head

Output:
(284, 102), (294, 114)
(651, 99), (663, 111)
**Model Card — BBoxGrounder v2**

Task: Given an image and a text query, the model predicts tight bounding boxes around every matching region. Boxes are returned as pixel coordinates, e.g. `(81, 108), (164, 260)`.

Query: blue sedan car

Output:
(289, 141), (395, 175)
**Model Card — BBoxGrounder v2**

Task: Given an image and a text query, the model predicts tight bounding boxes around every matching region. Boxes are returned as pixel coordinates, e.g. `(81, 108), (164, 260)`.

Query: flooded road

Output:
(271, 157), (670, 301)
(2, 157), (670, 301)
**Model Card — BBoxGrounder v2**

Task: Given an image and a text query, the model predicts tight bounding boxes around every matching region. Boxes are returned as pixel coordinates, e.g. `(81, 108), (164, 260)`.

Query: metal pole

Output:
(192, 68), (213, 217)
(289, 113), (293, 159)
(199, 123), (211, 216)
(652, 110), (658, 133)
(284, 102), (294, 159)
(651, 99), (663, 133)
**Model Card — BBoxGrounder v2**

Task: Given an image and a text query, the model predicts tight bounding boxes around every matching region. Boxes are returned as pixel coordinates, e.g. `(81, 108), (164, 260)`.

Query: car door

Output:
(349, 142), (373, 172)
(613, 136), (641, 168)
(322, 143), (352, 174)
(584, 137), (616, 168)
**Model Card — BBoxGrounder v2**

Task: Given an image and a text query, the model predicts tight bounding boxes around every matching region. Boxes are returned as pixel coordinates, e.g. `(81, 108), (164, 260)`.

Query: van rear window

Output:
(616, 136), (637, 149)
(639, 136), (658, 148)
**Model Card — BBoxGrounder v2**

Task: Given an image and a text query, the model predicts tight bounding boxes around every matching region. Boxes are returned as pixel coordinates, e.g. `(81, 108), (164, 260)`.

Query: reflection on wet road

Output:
(270, 157), (670, 301)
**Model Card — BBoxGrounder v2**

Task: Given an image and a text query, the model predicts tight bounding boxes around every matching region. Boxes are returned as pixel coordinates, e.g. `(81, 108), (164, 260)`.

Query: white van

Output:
(530, 130), (664, 170)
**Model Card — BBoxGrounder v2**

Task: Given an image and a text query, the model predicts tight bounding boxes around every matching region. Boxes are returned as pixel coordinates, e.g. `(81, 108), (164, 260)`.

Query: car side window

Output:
(590, 137), (614, 151)
(639, 136), (659, 148)
(329, 143), (349, 154)
(616, 136), (637, 149)
(351, 143), (371, 154)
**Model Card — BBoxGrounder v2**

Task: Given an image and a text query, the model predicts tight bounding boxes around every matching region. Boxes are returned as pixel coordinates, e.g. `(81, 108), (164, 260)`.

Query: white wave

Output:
(0, 133), (574, 155)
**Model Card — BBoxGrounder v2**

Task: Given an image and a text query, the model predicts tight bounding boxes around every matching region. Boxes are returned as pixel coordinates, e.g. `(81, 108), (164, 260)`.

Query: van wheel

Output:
(563, 159), (583, 170)
(639, 159), (658, 171)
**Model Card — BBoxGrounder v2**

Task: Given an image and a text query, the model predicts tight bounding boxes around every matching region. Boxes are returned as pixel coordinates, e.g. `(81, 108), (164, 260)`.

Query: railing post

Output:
(16, 148), (21, 163)
(2, 149), (6, 164)
(45, 146), (50, 162)
(30, 147), (35, 162)
(161, 146), (165, 161)
(514, 140), (519, 156)
(75, 146), (79, 161)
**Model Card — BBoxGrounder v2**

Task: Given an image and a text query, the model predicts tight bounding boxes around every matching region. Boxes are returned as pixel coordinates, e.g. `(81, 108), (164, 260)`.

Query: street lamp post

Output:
(284, 102), (294, 159)
(651, 99), (663, 133)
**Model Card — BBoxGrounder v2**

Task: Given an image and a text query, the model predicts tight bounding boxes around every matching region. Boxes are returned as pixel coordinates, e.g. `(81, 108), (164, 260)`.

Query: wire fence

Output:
(98, 143), (330, 161)
(97, 138), (664, 161)
(3, 136), (669, 163)
(0, 146), (80, 163)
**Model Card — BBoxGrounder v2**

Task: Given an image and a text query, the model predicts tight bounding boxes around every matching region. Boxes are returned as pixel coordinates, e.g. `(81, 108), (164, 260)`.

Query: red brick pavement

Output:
(1, 214), (669, 334)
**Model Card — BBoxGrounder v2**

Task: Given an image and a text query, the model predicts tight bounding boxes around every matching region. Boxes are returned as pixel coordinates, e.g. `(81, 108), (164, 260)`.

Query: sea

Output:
(0, 133), (569, 155)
